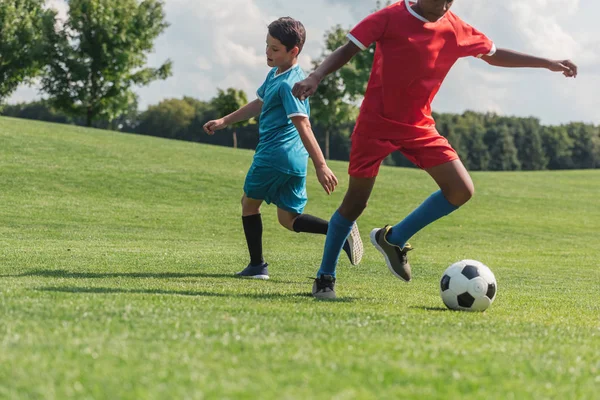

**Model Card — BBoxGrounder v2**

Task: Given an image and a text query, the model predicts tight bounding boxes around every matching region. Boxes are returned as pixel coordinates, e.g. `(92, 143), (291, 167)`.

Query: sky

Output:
(9, 0), (600, 125)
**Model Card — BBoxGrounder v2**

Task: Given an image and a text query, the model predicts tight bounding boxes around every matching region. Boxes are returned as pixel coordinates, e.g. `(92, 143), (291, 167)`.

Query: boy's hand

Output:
(292, 74), (320, 100)
(316, 165), (339, 195)
(548, 59), (578, 78)
(203, 118), (228, 135)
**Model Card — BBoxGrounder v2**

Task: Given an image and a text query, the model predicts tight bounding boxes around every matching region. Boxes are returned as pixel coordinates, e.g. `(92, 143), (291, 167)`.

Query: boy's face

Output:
(416, 0), (454, 21)
(266, 34), (298, 68)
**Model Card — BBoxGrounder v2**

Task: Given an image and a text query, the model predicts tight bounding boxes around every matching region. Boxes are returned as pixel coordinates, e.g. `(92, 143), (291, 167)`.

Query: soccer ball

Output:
(440, 260), (497, 312)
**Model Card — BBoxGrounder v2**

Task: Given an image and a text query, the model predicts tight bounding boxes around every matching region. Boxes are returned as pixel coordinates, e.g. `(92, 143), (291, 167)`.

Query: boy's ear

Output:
(290, 46), (300, 57)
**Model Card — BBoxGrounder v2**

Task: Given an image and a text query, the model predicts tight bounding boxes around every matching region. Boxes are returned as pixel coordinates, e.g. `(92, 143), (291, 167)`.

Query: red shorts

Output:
(348, 130), (458, 178)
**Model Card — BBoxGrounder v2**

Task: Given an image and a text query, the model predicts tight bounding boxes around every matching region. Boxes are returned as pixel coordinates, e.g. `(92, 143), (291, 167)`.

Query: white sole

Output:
(369, 229), (410, 282)
(237, 274), (269, 280)
(347, 223), (364, 266)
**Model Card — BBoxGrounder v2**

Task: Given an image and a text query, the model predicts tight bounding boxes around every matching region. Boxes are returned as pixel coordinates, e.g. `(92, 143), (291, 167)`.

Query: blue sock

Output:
(386, 190), (458, 248)
(317, 211), (354, 278)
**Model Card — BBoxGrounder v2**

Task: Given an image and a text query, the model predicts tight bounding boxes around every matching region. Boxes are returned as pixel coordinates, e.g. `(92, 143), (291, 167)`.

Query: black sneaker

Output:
(236, 262), (269, 280)
(370, 225), (413, 282)
(312, 275), (336, 299)
(342, 223), (363, 266)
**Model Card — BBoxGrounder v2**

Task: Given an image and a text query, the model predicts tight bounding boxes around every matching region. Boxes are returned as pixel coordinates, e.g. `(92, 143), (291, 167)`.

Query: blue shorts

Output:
(243, 164), (307, 214)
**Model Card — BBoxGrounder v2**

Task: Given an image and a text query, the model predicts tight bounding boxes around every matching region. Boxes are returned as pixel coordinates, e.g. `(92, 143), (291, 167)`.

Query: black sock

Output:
(292, 214), (329, 235)
(242, 214), (264, 266)
(293, 214), (352, 260)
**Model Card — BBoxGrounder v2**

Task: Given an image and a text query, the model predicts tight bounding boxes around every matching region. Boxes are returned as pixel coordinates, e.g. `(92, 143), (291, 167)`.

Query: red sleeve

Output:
(454, 18), (496, 58)
(347, 8), (390, 50)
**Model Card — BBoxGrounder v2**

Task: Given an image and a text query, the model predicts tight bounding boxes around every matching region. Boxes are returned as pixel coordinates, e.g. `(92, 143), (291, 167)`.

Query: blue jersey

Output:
(254, 64), (310, 176)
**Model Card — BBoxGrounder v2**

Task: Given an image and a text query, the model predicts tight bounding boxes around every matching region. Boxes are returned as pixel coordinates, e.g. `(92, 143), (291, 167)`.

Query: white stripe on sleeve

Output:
(347, 33), (367, 51)
(477, 43), (497, 58)
(288, 113), (308, 119)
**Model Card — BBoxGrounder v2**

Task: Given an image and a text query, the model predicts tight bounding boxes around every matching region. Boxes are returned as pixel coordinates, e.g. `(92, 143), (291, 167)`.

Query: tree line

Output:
(4, 96), (599, 171)
(1, 0), (598, 170)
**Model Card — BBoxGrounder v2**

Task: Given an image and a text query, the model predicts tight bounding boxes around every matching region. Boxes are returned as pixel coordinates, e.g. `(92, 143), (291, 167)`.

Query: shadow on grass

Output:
(409, 306), (448, 312)
(2, 269), (317, 286)
(2, 269), (239, 280)
(35, 286), (357, 302)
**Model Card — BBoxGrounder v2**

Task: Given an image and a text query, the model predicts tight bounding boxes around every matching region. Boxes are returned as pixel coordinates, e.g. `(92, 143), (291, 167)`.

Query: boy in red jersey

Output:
(293, 0), (578, 298)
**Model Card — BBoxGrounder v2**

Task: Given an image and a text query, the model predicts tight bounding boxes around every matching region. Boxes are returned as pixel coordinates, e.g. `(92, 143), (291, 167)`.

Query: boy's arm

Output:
(482, 48), (578, 77)
(203, 99), (263, 135)
(291, 116), (339, 195)
(292, 42), (362, 100)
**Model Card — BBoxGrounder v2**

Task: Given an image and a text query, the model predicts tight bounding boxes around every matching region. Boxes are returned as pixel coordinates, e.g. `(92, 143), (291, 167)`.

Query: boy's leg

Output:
(237, 194), (269, 279)
(317, 176), (376, 277)
(312, 176), (376, 298)
(274, 173), (364, 266)
(373, 159), (473, 281)
(387, 159), (473, 247)
(276, 208), (364, 266)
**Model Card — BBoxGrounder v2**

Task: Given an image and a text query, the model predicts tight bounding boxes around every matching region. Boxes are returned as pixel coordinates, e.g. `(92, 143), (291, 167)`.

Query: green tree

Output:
(309, 26), (365, 159)
(338, 0), (391, 99)
(486, 124), (521, 171)
(211, 88), (254, 148)
(509, 118), (548, 170)
(0, 0), (55, 103)
(309, 54), (357, 159)
(137, 98), (195, 138)
(541, 126), (574, 169)
(464, 123), (490, 171)
(309, 1), (390, 159)
(41, 0), (172, 127)
(566, 123), (600, 169)
(0, 100), (71, 124)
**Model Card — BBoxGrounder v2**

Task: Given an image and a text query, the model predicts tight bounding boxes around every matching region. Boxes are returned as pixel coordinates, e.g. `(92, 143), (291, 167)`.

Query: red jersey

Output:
(348, 0), (495, 139)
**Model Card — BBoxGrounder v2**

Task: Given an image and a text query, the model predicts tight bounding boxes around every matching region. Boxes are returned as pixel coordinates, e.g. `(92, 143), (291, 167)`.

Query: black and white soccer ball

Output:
(440, 260), (497, 312)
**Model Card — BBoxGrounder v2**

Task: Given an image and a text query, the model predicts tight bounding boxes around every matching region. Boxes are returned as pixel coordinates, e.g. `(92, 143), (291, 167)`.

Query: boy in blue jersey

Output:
(203, 17), (363, 279)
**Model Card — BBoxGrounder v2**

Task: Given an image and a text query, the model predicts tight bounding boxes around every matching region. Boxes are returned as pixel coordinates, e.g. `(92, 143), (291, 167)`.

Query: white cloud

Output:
(44, 0), (68, 28)
(195, 57), (211, 71)
(8, 0), (600, 125)
(45, 0), (67, 19)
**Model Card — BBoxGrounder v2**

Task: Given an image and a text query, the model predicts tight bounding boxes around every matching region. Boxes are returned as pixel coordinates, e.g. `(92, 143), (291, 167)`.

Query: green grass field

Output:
(1, 116), (599, 399)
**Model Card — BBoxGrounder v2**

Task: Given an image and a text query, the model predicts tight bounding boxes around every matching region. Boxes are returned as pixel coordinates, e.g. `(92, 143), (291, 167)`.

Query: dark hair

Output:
(268, 17), (306, 54)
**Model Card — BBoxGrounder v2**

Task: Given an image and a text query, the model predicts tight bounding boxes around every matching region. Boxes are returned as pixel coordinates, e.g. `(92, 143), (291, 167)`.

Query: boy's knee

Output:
(241, 196), (260, 215)
(277, 209), (297, 231)
(340, 199), (368, 221)
(277, 213), (291, 229)
(445, 184), (474, 207)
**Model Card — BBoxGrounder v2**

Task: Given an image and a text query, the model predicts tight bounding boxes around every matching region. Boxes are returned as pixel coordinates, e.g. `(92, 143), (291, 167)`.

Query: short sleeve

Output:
(455, 19), (496, 59)
(257, 71), (272, 101)
(347, 8), (390, 51)
(280, 82), (309, 119)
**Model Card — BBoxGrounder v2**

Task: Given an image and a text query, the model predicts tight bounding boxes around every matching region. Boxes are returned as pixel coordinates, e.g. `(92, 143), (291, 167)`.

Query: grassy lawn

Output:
(1, 116), (599, 399)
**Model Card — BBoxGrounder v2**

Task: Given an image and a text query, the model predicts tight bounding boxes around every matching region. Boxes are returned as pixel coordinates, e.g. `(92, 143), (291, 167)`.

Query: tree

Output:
(486, 124), (521, 171)
(136, 98), (195, 138)
(310, 26), (364, 159)
(210, 88), (254, 148)
(335, 0), (392, 99)
(0, 100), (71, 124)
(566, 123), (600, 169)
(541, 126), (574, 169)
(0, 0), (55, 103)
(464, 123), (490, 171)
(309, 1), (390, 159)
(41, 0), (172, 127)
(512, 118), (548, 170)
(309, 56), (357, 159)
